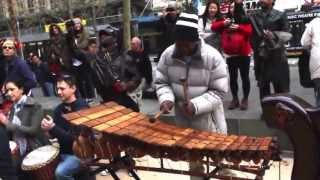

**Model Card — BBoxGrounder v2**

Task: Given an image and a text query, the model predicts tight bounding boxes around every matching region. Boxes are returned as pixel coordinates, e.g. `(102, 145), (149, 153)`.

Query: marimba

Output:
(65, 101), (280, 180)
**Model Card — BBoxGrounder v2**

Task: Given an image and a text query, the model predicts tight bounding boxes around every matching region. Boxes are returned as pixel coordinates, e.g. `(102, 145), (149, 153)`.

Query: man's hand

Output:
(41, 115), (55, 131)
(113, 80), (126, 93)
(263, 30), (276, 40)
(229, 24), (239, 30)
(224, 18), (232, 27)
(1, 85), (5, 94)
(126, 81), (138, 92)
(181, 102), (195, 117)
(160, 100), (174, 114)
(0, 112), (9, 125)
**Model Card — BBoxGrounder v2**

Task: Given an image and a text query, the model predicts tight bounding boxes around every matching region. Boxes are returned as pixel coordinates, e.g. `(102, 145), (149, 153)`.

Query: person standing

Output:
(29, 53), (55, 97)
(0, 39), (36, 95)
(41, 74), (88, 180)
(251, 0), (290, 101)
(119, 37), (153, 108)
(91, 31), (140, 112)
(301, 14), (320, 106)
(198, 0), (222, 50)
(155, 13), (229, 180)
(212, 2), (253, 110)
(48, 24), (72, 74)
(156, 1), (179, 62)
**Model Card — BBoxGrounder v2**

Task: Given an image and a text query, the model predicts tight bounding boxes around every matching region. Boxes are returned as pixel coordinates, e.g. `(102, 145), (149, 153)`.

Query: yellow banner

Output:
(44, 19), (87, 33)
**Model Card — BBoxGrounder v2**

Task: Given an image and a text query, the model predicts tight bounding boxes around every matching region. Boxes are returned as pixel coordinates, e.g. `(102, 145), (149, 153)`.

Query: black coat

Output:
(0, 125), (17, 179)
(251, 8), (290, 90)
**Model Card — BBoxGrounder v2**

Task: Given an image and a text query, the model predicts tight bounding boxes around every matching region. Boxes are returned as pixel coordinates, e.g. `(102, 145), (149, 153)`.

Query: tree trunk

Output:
(68, 0), (73, 19)
(7, 0), (18, 39)
(123, 0), (131, 50)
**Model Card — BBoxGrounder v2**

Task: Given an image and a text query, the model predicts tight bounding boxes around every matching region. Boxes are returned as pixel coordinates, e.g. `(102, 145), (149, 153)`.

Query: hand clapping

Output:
(0, 111), (8, 125)
(41, 115), (55, 131)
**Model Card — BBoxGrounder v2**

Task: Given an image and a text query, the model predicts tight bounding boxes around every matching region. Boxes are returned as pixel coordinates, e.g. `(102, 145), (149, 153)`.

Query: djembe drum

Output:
(21, 145), (60, 180)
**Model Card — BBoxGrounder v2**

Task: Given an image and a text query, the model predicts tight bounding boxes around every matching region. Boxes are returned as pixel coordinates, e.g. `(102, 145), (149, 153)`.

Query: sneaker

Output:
(228, 99), (239, 110)
(240, 99), (248, 110)
(100, 170), (108, 176)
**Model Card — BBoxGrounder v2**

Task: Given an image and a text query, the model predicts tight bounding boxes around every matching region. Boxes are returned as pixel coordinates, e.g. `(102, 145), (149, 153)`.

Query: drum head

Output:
(22, 145), (59, 171)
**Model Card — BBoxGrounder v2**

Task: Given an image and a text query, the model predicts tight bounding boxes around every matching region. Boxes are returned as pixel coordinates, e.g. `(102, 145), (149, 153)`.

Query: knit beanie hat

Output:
(174, 13), (199, 42)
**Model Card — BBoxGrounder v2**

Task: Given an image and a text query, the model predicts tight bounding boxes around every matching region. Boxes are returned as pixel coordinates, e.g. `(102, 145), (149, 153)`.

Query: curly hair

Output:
(48, 24), (63, 38)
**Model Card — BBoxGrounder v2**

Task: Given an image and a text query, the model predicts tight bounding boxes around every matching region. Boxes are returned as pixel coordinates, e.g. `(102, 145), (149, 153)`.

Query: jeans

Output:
(55, 154), (81, 180)
(40, 82), (55, 97)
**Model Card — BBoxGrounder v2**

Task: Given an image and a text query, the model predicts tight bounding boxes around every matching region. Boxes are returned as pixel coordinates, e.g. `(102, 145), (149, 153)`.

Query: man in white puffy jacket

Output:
(155, 12), (229, 180)
(301, 16), (320, 106)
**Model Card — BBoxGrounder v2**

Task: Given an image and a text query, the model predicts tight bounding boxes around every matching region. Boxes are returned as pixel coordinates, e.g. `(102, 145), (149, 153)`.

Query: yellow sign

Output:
(44, 19), (87, 33)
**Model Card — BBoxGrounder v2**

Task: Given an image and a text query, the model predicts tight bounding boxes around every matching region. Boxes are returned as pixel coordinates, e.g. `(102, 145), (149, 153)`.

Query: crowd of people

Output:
(0, 0), (319, 179)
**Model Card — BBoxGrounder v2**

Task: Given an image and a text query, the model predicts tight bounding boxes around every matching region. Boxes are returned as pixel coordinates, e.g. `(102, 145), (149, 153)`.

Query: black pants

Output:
(227, 56), (251, 100)
(259, 80), (289, 100)
(0, 176), (18, 180)
(313, 78), (320, 107)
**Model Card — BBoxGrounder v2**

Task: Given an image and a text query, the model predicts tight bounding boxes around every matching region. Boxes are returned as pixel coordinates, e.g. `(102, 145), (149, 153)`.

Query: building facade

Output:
(0, 0), (52, 17)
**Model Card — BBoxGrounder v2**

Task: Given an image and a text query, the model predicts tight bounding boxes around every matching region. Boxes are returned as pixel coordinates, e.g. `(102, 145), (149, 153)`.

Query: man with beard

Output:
(251, 0), (290, 102)
(156, 1), (179, 62)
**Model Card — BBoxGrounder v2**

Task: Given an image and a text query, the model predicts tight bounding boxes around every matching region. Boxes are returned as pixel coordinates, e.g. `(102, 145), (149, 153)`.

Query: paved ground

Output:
(95, 153), (293, 180)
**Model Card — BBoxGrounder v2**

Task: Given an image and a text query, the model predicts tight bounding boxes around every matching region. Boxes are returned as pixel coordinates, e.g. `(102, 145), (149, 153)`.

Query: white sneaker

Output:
(100, 170), (109, 176)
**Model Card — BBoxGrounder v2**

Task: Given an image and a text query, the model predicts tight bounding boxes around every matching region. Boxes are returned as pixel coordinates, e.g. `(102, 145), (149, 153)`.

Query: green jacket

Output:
(6, 97), (49, 151)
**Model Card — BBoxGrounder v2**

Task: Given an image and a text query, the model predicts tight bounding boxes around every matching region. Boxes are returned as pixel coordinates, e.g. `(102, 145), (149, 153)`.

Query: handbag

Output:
(298, 49), (314, 88)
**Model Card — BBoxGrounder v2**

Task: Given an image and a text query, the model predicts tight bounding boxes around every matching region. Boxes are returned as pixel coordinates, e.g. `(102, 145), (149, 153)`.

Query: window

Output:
(39, 0), (45, 8)
(28, 0), (34, 13)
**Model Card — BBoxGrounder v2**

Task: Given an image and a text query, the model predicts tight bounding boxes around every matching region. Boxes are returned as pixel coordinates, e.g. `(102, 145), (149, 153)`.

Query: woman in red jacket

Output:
(212, 2), (252, 110)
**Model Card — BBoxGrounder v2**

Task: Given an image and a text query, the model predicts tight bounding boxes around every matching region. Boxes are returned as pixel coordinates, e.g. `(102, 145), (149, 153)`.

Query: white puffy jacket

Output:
(155, 40), (229, 133)
(301, 17), (320, 80)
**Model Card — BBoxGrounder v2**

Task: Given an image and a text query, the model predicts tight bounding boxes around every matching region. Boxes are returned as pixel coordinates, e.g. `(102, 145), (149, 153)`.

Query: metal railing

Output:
(0, 14), (125, 38)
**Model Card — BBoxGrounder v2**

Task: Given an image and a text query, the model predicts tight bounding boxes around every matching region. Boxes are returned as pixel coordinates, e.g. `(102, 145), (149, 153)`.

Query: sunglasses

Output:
(2, 46), (15, 50)
(166, 8), (176, 12)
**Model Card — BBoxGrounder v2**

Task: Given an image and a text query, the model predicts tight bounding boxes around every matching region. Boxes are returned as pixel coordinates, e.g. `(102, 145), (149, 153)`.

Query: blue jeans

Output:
(41, 82), (55, 97)
(55, 154), (81, 180)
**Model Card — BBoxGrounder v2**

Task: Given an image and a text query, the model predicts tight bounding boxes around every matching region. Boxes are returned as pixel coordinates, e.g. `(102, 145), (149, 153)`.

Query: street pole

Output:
(91, 4), (98, 41)
(17, 20), (24, 59)
(123, 0), (131, 50)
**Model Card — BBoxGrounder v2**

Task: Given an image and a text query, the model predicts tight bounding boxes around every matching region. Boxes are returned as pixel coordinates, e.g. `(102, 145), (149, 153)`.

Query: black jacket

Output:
(251, 8), (290, 88)
(50, 99), (88, 154)
(91, 50), (139, 111)
(0, 125), (16, 179)
(0, 56), (37, 93)
(126, 50), (153, 86)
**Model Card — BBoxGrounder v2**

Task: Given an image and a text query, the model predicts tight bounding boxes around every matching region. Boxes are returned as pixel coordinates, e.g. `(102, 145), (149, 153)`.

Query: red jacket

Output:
(211, 19), (252, 56)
